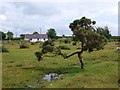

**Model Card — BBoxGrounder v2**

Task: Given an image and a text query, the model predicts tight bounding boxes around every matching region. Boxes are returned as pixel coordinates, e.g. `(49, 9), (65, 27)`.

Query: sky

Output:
(0, 0), (119, 37)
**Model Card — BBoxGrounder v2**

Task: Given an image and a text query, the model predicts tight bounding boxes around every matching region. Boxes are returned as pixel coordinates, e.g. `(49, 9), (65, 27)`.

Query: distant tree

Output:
(47, 28), (57, 39)
(62, 34), (65, 37)
(20, 34), (25, 40)
(0, 31), (6, 40)
(96, 26), (111, 39)
(7, 31), (13, 41)
(33, 31), (39, 34)
(111, 36), (120, 41)
(65, 16), (107, 69)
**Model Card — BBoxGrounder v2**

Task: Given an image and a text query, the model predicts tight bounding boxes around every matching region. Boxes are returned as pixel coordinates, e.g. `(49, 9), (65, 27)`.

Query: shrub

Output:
(39, 42), (43, 48)
(42, 45), (54, 54)
(41, 40), (55, 54)
(58, 39), (64, 43)
(35, 51), (42, 61)
(77, 47), (81, 49)
(20, 43), (29, 49)
(72, 42), (77, 45)
(42, 40), (54, 47)
(64, 39), (69, 44)
(31, 42), (35, 45)
(59, 45), (70, 50)
(0, 46), (9, 52)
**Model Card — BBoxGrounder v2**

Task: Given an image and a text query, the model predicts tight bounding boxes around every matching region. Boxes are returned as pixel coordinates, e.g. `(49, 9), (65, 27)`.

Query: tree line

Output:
(0, 28), (57, 40)
(0, 27), (114, 41)
(0, 17), (115, 41)
(0, 31), (13, 40)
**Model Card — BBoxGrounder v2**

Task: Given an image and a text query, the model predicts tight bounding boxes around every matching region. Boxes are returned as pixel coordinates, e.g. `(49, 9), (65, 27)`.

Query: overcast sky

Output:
(0, 0), (119, 37)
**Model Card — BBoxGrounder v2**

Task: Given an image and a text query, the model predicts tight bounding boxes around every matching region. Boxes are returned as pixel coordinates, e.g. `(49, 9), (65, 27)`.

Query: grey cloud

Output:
(0, 1), (118, 36)
(12, 2), (61, 16)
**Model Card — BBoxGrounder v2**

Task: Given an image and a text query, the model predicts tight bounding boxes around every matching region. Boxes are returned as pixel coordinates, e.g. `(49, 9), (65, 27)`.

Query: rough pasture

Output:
(2, 40), (119, 88)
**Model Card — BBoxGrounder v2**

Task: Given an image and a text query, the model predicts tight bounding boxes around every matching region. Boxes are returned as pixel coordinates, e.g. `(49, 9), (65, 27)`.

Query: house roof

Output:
(25, 34), (48, 39)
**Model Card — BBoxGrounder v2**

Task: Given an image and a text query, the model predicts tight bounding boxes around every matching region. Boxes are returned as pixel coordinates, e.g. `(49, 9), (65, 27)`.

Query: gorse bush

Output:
(59, 45), (70, 50)
(42, 45), (54, 54)
(31, 42), (35, 45)
(72, 42), (77, 45)
(35, 51), (42, 61)
(0, 46), (9, 52)
(64, 39), (70, 44)
(41, 40), (55, 54)
(39, 42), (43, 48)
(42, 40), (54, 47)
(20, 42), (29, 49)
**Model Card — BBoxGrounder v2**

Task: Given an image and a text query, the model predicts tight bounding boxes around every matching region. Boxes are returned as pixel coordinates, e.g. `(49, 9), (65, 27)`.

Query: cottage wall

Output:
(24, 34), (48, 42)
(30, 38), (48, 42)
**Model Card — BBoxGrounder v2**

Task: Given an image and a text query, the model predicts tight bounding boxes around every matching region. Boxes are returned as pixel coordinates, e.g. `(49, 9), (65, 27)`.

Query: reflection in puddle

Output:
(43, 73), (62, 82)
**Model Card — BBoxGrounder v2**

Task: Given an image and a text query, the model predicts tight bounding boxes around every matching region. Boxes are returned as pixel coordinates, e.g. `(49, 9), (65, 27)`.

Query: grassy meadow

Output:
(2, 40), (119, 88)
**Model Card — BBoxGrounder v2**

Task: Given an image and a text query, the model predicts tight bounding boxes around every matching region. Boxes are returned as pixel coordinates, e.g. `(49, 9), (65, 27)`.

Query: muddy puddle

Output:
(43, 73), (62, 82)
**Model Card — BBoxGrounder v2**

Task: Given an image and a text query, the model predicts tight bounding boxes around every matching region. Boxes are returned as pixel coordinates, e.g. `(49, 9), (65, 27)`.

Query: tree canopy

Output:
(33, 31), (39, 34)
(20, 34), (25, 40)
(96, 26), (111, 39)
(69, 17), (107, 52)
(7, 31), (13, 40)
(0, 31), (6, 40)
(47, 28), (57, 39)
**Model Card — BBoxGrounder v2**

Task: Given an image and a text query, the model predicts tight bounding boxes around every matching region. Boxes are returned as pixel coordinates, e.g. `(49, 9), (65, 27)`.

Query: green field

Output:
(2, 41), (119, 88)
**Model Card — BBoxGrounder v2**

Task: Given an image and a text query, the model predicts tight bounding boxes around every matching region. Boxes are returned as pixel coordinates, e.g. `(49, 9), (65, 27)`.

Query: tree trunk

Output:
(58, 43), (85, 69)
(77, 52), (84, 69)
(65, 51), (84, 69)
(65, 43), (84, 69)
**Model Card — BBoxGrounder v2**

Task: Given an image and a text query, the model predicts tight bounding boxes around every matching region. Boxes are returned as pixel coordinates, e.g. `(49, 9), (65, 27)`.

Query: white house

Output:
(24, 34), (48, 42)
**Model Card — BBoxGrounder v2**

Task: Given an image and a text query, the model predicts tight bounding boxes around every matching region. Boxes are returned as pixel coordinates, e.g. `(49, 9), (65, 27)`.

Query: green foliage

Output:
(59, 45), (70, 50)
(39, 42), (43, 48)
(72, 42), (77, 46)
(33, 31), (39, 34)
(41, 40), (55, 54)
(69, 16), (96, 31)
(20, 42), (29, 49)
(57, 38), (72, 44)
(111, 36), (120, 41)
(31, 42), (35, 45)
(35, 51), (42, 61)
(96, 26), (111, 39)
(64, 39), (70, 44)
(13, 37), (21, 40)
(20, 34), (25, 40)
(0, 46), (9, 52)
(42, 45), (54, 54)
(47, 28), (57, 39)
(0, 31), (6, 40)
(42, 40), (54, 47)
(7, 31), (13, 40)
(69, 16), (107, 52)
(41, 40), (66, 56)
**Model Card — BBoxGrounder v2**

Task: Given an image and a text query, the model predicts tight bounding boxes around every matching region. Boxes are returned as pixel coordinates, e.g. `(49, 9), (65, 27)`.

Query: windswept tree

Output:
(47, 28), (57, 39)
(66, 17), (107, 69)
(7, 31), (13, 41)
